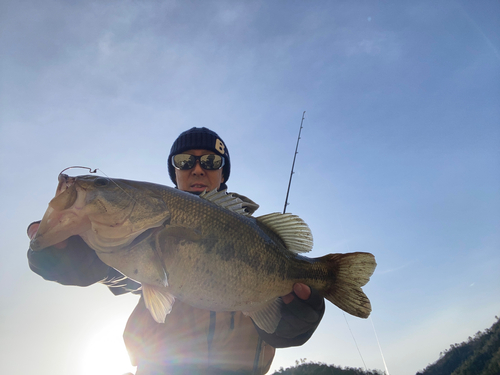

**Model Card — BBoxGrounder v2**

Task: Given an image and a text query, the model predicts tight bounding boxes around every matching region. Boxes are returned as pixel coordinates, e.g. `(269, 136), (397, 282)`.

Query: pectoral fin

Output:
(142, 284), (176, 323)
(244, 298), (283, 334)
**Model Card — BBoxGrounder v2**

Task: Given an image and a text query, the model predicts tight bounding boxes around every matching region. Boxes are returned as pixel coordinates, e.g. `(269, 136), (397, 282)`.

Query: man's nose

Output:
(191, 160), (205, 174)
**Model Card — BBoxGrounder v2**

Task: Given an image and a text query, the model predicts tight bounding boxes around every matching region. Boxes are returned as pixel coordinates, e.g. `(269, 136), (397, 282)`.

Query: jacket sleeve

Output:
(28, 233), (141, 294)
(253, 287), (325, 348)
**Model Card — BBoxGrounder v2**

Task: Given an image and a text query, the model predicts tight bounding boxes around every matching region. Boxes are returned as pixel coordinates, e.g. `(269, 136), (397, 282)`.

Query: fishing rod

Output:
(281, 113), (389, 373)
(283, 111), (306, 214)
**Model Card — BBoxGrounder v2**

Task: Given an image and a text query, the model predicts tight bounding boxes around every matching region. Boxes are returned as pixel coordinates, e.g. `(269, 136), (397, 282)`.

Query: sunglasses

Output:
(172, 153), (225, 171)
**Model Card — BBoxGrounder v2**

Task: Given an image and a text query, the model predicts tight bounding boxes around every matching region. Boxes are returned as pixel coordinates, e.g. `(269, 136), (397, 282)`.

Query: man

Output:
(27, 127), (325, 375)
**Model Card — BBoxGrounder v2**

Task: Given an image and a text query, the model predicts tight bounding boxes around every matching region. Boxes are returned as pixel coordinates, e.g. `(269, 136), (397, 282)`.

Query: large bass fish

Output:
(30, 173), (377, 333)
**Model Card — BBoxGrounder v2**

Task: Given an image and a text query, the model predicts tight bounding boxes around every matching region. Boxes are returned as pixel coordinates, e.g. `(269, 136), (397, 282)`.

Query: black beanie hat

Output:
(168, 127), (230, 186)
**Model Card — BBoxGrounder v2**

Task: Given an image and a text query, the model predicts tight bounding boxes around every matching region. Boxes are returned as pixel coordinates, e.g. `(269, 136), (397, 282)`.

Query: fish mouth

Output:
(56, 173), (76, 195)
(30, 174), (91, 251)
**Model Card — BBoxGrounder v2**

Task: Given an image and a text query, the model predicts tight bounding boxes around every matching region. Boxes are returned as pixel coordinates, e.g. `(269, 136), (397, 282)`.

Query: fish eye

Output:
(94, 177), (109, 187)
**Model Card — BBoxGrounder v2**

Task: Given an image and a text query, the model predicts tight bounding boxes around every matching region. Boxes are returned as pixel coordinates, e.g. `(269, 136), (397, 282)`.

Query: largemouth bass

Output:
(30, 173), (377, 333)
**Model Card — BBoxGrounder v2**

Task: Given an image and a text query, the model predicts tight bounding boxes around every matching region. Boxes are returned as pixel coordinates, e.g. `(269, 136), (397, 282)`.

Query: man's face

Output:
(175, 149), (224, 193)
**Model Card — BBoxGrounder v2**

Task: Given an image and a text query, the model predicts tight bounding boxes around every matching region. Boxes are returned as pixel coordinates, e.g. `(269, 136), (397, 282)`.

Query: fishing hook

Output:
(59, 166), (98, 176)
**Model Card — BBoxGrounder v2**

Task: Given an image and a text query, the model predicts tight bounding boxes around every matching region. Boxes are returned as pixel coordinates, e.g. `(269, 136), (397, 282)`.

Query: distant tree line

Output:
(416, 316), (499, 375)
(271, 358), (383, 375)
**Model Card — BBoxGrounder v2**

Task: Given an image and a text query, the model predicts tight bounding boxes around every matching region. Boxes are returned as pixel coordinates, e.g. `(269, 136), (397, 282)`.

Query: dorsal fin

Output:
(199, 189), (249, 216)
(256, 212), (313, 253)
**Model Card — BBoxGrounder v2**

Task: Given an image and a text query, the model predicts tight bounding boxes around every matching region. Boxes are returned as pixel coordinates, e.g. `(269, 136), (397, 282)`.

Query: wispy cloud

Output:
(376, 261), (416, 275)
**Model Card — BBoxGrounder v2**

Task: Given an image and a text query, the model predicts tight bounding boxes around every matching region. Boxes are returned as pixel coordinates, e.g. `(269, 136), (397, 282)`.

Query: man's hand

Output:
(254, 283), (325, 347)
(275, 283), (325, 340)
(281, 283), (311, 304)
(27, 221), (67, 249)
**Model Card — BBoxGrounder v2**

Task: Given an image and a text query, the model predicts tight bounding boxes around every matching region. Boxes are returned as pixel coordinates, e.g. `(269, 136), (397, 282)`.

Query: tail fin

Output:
(322, 252), (376, 319)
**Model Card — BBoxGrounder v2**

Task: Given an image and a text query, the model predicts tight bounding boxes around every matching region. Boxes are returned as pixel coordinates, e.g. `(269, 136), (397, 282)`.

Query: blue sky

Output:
(1, 1), (499, 374)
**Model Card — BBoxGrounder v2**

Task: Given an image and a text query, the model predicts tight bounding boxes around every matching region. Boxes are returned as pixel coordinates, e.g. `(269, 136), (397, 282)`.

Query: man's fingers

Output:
(27, 220), (67, 249)
(282, 283), (312, 304)
(281, 293), (294, 304)
(27, 221), (40, 240)
(293, 283), (311, 300)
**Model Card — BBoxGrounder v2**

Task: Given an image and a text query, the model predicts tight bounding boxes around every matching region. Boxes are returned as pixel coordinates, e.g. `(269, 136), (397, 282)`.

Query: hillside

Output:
(416, 316), (500, 375)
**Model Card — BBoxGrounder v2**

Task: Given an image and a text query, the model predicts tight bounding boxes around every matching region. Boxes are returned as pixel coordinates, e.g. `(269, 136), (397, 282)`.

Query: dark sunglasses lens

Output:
(200, 155), (224, 170)
(173, 154), (195, 170)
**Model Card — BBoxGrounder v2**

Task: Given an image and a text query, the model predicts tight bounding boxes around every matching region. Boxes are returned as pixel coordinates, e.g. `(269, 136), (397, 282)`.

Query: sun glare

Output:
(80, 320), (136, 375)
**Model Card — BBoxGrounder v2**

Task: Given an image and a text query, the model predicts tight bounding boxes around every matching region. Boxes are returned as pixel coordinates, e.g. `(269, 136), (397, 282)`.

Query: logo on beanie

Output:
(215, 139), (225, 155)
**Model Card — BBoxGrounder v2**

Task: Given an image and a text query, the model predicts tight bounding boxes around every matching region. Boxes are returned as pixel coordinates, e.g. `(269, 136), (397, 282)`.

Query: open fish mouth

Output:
(30, 175), (92, 251)
(31, 172), (157, 252)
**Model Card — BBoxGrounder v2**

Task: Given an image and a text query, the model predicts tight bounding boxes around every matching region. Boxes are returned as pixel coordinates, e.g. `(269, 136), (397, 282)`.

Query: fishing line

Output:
(337, 216), (389, 373)
(94, 168), (138, 204)
(336, 218), (370, 370)
(335, 189), (390, 374)
(58, 166), (139, 204)
(370, 316), (390, 375)
(343, 312), (367, 371)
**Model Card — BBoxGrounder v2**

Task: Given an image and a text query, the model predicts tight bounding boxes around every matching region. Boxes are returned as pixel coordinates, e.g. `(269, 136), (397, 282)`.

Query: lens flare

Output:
(80, 320), (136, 375)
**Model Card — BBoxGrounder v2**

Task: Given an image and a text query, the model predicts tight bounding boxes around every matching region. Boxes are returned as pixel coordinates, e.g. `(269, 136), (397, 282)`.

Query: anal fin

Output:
(142, 284), (176, 323)
(244, 298), (283, 334)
